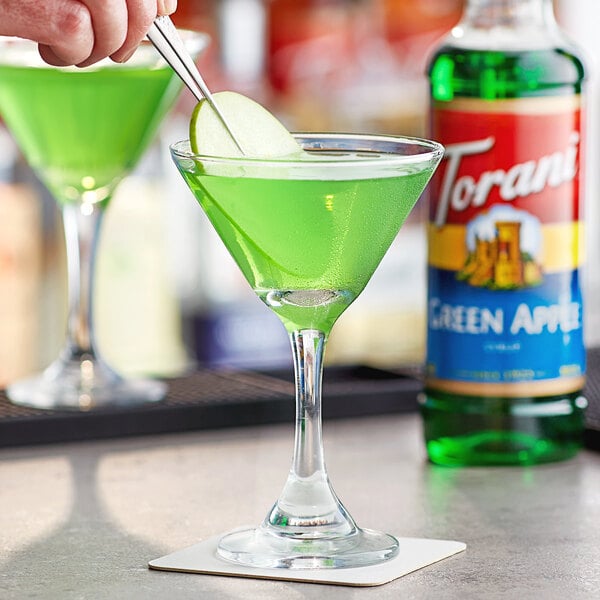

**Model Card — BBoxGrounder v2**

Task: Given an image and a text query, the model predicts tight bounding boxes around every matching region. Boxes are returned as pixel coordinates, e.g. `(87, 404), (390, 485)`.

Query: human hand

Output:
(0, 0), (177, 67)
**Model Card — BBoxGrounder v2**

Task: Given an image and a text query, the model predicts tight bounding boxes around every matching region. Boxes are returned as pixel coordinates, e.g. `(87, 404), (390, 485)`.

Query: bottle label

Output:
(427, 96), (585, 397)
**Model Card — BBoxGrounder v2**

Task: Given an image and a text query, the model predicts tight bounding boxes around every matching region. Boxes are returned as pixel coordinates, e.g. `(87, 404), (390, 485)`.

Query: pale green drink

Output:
(0, 34), (207, 411)
(171, 132), (443, 570)
(173, 136), (437, 333)
(0, 47), (181, 206)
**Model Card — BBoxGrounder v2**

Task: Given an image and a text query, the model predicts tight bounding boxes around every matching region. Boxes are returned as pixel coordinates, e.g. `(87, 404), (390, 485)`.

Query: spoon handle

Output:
(147, 17), (245, 154)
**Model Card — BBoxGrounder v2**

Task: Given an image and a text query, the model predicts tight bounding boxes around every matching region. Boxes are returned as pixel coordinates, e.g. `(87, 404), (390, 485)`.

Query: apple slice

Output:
(190, 91), (302, 158)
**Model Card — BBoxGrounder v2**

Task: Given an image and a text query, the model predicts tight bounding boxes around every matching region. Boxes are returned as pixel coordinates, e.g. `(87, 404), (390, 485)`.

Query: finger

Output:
(38, 43), (85, 67)
(0, 0), (94, 66)
(76, 0), (129, 67)
(110, 0), (156, 63)
(157, 0), (177, 16)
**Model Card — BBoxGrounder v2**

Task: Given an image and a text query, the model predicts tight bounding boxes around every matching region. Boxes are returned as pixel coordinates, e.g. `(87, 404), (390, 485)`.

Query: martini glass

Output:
(171, 133), (443, 569)
(0, 33), (207, 410)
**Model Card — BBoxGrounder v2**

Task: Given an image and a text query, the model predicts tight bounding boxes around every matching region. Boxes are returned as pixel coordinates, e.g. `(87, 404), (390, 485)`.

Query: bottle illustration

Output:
(422, 0), (587, 465)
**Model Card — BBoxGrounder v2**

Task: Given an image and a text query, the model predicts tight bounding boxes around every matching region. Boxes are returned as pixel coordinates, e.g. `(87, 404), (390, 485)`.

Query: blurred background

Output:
(0, 0), (598, 385)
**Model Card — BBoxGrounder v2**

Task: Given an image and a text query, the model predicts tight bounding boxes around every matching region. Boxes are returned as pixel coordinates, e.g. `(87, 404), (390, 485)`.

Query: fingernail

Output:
(157, 0), (177, 16)
(112, 47), (136, 63)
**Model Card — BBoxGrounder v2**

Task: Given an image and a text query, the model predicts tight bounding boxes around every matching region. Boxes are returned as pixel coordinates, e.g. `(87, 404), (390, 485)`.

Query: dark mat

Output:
(0, 365), (421, 447)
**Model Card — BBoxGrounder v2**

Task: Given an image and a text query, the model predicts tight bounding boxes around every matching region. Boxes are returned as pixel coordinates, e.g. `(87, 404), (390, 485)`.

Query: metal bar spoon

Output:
(147, 16), (246, 155)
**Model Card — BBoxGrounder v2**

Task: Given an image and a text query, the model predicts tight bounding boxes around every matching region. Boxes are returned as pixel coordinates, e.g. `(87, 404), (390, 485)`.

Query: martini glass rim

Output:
(170, 133), (444, 171)
(0, 30), (210, 71)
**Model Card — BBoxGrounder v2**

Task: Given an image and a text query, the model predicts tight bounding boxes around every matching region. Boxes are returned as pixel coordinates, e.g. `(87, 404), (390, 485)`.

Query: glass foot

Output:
(7, 354), (167, 410)
(217, 526), (399, 569)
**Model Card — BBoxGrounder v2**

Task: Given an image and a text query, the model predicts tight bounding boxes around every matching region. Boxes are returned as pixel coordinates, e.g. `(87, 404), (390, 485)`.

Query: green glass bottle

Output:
(423, 0), (587, 466)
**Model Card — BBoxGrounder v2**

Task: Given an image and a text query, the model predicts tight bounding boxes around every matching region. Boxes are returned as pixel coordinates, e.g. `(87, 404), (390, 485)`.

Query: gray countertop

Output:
(1, 413), (599, 599)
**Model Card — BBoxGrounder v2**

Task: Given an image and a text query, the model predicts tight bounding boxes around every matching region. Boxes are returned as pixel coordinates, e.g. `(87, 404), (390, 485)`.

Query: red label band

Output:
(429, 97), (584, 228)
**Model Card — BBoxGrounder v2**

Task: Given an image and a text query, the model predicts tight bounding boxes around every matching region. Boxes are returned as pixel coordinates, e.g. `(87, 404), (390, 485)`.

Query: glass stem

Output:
(61, 202), (104, 359)
(265, 329), (356, 537)
(292, 329), (326, 478)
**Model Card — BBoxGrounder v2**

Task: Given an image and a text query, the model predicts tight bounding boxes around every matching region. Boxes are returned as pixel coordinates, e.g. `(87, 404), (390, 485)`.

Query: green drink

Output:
(171, 132), (443, 569)
(176, 141), (435, 333)
(0, 49), (181, 207)
(0, 34), (207, 410)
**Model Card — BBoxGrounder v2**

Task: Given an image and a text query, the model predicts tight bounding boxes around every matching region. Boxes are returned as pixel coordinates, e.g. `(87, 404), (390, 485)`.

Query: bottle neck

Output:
(453, 0), (561, 50)
(464, 0), (554, 28)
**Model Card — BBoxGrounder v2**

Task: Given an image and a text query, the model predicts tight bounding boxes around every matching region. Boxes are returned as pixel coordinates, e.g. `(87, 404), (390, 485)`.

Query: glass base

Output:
(7, 354), (167, 410)
(217, 526), (399, 569)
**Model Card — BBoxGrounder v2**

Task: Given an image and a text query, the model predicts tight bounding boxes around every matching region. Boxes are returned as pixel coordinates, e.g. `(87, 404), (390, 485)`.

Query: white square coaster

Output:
(149, 532), (466, 587)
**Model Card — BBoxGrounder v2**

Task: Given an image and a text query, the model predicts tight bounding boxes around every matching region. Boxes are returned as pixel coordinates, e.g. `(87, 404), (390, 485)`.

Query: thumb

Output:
(0, 0), (94, 66)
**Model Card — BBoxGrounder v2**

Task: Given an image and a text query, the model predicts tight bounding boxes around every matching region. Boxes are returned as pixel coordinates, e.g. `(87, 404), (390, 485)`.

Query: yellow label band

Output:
(428, 221), (585, 273)
(426, 376), (585, 398)
(433, 95), (582, 115)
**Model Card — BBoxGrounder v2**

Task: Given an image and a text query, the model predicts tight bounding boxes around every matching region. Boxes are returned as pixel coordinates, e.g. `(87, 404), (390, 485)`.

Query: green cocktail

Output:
(175, 137), (435, 334)
(0, 34), (207, 410)
(0, 59), (181, 207)
(171, 133), (443, 569)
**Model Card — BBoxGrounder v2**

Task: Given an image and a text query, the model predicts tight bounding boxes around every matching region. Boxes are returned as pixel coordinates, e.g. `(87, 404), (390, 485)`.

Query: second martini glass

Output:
(0, 34), (207, 409)
(171, 133), (443, 569)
